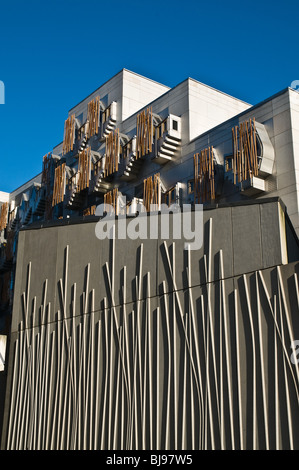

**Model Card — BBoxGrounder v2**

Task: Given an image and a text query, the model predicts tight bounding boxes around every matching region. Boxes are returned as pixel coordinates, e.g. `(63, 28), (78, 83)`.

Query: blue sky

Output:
(0, 0), (298, 193)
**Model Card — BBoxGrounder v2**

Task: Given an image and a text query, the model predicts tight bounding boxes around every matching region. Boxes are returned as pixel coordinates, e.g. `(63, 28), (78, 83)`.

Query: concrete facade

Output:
(1, 199), (299, 449)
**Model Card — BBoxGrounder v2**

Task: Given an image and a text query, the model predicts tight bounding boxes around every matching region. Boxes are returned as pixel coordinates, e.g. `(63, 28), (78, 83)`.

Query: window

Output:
(172, 120), (178, 131)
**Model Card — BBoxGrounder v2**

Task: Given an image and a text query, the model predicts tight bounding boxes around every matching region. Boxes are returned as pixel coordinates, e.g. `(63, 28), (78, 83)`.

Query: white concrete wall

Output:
(0, 336), (6, 372)
(68, 69), (124, 125)
(188, 79), (251, 141)
(121, 69), (170, 121)
(289, 88), (299, 232)
(67, 69), (169, 127)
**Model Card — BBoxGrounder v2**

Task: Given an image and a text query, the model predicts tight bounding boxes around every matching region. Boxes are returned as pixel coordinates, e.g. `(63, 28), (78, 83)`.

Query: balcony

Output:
(101, 101), (117, 138)
(118, 137), (142, 180)
(152, 114), (181, 164)
(33, 185), (47, 216)
(89, 156), (113, 194)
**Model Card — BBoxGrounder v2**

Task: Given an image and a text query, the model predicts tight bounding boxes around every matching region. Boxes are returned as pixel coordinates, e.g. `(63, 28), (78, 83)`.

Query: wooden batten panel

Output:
(83, 205), (96, 216)
(232, 118), (258, 184)
(42, 153), (52, 186)
(78, 147), (91, 191)
(104, 129), (120, 177)
(194, 146), (215, 204)
(87, 96), (100, 138)
(42, 152), (54, 220)
(0, 202), (9, 231)
(62, 114), (75, 155)
(104, 188), (118, 214)
(52, 163), (66, 206)
(143, 173), (161, 211)
(136, 107), (153, 159)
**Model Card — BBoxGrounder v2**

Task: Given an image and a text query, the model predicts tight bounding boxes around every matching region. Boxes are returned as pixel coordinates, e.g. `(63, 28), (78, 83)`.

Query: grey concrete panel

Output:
(2, 213), (299, 449)
(232, 204), (263, 276)
(260, 202), (285, 268)
(11, 227), (59, 332)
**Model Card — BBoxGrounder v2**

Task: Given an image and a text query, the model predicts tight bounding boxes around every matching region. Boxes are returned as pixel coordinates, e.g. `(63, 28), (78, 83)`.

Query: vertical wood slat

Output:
(87, 96), (100, 138)
(136, 107), (153, 159)
(232, 118), (258, 184)
(63, 114), (75, 155)
(52, 163), (66, 206)
(194, 146), (215, 203)
(0, 202), (9, 231)
(143, 173), (161, 211)
(104, 188), (119, 215)
(105, 129), (119, 177)
(78, 147), (91, 192)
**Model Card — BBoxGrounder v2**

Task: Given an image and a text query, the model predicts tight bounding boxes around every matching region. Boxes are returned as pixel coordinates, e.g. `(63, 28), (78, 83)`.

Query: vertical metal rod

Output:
(61, 337), (71, 449)
(220, 250), (235, 449)
(101, 299), (109, 450)
(234, 289), (243, 450)
(94, 319), (101, 449)
(147, 273), (153, 450)
(220, 277), (224, 450)
(171, 244), (178, 450)
(255, 272), (269, 450)
(163, 242), (203, 449)
(162, 281), (171, 450)
(130, 308), (138, 450)
(189, 311), (195, 450)
(156, 307), (160, 451)
(120, 327), (125, 450)
(15, 326), (28, 449)
(142, 292), (148, 450)
(187, 246), (204, 449)
(42, 304), (51, 449)
(50, 313), (59, 449)
(136, 283), (143, 450)
(108, 306), (113, 450)
(113, 326), (122, 450)
(243, 274), (257, 450)
(181, 314), (187, 450)
(273, 295), (280, 450)
(277, 266), (299, 387)
(89, 291), (95, 449)
(278, 288), (294, 449)
(84, 311), (91, 449)
(45, 332), (55, 449)
(258, 271), (299, 400)
(6, 339), (19, 449)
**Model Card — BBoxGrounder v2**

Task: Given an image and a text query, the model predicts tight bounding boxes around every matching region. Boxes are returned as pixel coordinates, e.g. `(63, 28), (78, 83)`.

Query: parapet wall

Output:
(1, 199), (299, 449)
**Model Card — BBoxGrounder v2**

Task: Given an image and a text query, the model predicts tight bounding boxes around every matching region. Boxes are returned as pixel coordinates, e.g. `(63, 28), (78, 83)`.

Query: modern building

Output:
(0, 69), (299, 450)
